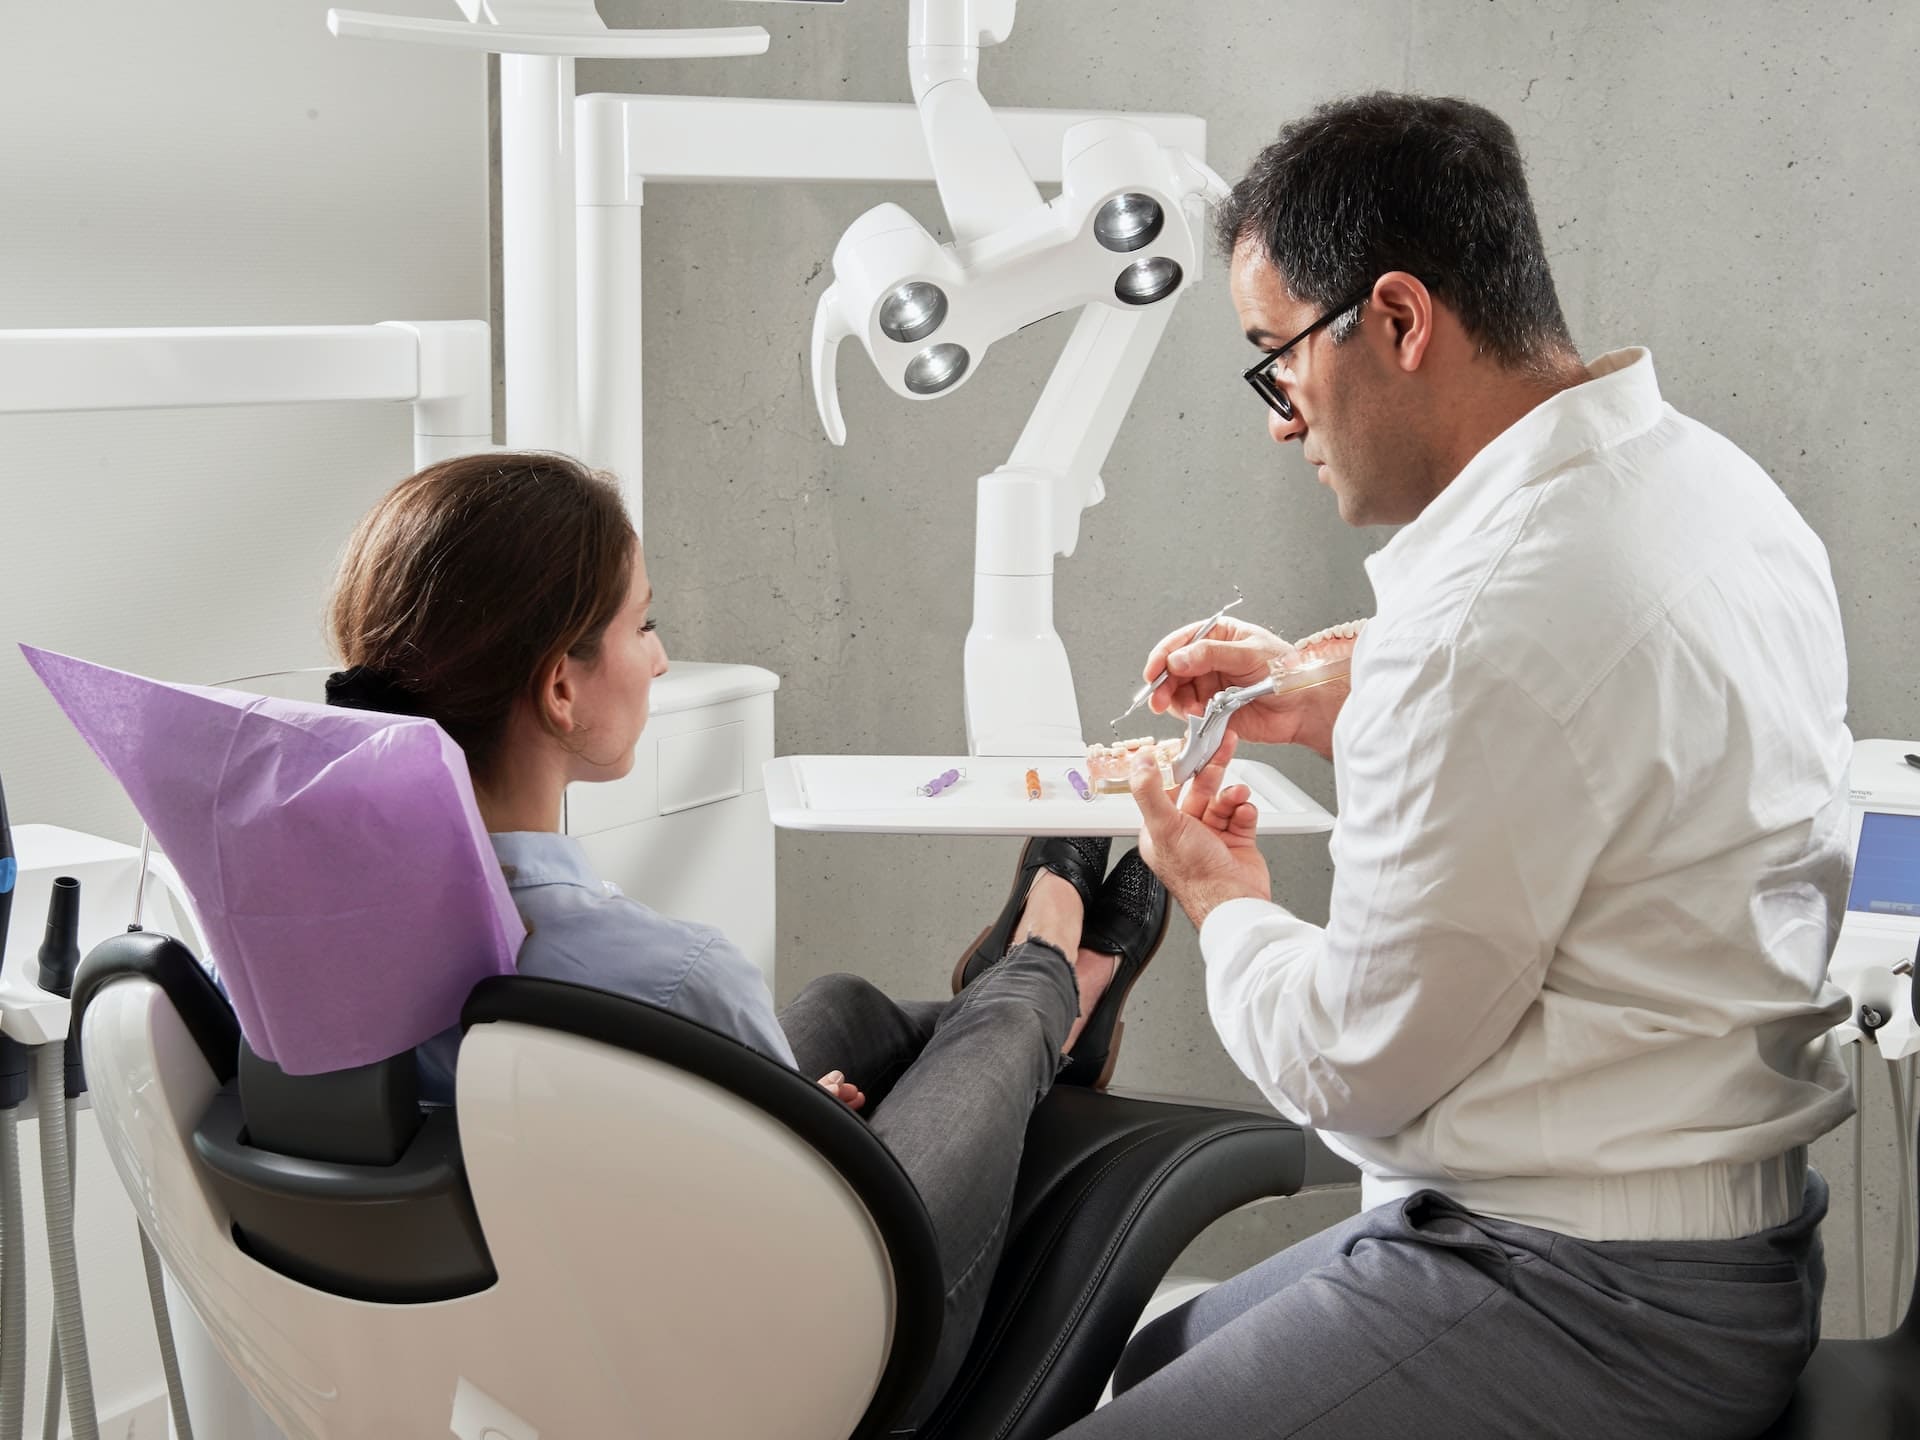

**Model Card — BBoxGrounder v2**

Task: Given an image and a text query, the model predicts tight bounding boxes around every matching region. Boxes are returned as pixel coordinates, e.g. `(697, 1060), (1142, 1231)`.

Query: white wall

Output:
(0, 2), (486, 1427)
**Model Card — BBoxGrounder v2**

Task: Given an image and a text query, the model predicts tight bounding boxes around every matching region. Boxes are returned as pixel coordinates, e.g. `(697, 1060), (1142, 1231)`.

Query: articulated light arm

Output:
(809, 0), (1228, 756)
(907, 0), (1034, 244)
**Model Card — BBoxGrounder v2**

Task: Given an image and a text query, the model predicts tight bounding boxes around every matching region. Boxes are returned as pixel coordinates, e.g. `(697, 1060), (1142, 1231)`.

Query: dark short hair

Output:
(1217, 93), (1574, 370)
(329, 451), (636, 782)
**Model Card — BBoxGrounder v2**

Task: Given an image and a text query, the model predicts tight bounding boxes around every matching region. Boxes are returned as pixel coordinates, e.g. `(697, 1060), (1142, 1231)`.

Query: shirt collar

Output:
(489, 830), (601, 891)
(1363, 347), (1664, 612)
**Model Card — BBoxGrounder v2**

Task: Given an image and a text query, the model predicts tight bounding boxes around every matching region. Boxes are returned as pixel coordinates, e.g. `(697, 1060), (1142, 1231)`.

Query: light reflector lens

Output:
(904, 343), (970, 394)
(1114, 257), (1183, 305)
(878, 281), (948, 343)
(1094, 193), (1165, 253)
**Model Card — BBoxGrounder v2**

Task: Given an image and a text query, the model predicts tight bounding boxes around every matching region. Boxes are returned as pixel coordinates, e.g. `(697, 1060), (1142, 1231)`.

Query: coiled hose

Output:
(33, 1046), (95, 1440)
(1, 1106), (27, 1440)
(139, 1225), (194, 1440)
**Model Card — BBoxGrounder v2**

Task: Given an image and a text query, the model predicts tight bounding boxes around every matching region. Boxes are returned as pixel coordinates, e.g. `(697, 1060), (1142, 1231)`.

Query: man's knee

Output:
(791, 971), (887, 1015)
(1111, 1305), (1185, 1397)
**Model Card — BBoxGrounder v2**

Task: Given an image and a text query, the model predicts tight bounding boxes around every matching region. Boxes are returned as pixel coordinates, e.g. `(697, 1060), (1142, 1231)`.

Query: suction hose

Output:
(34, 1043), (95, 1440)
(35, 877), (96, 1440)
(1, 1037), (28, 1440)
(139, 1226), (194, 1440)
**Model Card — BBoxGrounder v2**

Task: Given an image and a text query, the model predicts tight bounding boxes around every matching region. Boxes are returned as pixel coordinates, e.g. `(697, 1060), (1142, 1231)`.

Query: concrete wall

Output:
(0, 2), (486, 1427)
(584, 0), (1919, 1338)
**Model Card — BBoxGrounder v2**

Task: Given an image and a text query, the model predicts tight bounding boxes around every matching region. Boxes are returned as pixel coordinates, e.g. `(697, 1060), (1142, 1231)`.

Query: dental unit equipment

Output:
(1825, 737), (1920, 1338)
(1108, 591), (1246, 732)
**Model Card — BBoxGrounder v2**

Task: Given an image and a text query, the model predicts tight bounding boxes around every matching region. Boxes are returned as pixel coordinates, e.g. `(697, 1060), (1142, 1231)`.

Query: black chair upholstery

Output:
(76, 950), (1309, 1438)
(1757, 1324), (1920, 1439)
(924, 1088), (1304, 1439)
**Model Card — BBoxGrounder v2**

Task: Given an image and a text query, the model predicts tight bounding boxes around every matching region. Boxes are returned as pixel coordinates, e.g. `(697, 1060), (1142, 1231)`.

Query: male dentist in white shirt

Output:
(1063, 93), (1855, 1440)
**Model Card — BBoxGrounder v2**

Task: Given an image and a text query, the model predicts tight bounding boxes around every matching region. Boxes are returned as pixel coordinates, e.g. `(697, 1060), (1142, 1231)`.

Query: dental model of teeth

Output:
(1086, 735), (1183, 794)
(1268, 618), (1369, 691)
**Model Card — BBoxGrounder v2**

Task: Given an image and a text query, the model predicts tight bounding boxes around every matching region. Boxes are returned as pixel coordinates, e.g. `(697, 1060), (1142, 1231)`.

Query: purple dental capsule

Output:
(916, 767), (963, 797)
(1067, 768), (1092, 802)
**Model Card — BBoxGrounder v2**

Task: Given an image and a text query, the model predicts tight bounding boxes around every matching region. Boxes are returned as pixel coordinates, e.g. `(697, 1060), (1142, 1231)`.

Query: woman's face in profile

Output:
(563, 546), (668, 782)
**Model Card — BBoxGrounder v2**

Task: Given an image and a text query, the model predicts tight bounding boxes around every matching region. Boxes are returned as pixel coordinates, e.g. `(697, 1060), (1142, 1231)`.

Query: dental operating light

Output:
(811, 116), (1222, 442)
(803, 0), (1228, 760)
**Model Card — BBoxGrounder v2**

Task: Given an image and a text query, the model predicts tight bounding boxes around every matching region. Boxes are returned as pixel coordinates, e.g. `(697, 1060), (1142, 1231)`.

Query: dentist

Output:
(1071, 93), (1855, 1438)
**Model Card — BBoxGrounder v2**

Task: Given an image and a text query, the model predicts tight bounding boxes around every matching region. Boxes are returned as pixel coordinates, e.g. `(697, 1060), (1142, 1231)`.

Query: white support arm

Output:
(0, 322), (493, 470)
(326, 8), (769, 59)
(907, 0), (1035, 243)
(1007, 300), (1175, 560)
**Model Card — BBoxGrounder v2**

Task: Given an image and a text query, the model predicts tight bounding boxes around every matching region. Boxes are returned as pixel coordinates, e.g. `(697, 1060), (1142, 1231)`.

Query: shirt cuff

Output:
(1198, 895), (1299, 963)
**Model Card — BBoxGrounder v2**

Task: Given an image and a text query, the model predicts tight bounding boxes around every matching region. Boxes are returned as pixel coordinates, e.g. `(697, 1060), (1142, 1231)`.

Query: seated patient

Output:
(321, 449), (1173, 1415)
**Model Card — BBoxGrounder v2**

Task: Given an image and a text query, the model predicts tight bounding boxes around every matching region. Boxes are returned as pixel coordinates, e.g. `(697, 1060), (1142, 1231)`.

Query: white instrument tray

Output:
(763, 754), (1334, 837)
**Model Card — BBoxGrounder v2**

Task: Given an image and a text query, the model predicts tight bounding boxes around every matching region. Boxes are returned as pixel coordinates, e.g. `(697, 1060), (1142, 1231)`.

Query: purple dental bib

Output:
(22, 646), (522, 1075)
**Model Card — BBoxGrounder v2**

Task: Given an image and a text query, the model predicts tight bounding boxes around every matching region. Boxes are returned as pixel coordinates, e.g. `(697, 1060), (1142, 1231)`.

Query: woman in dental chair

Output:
(321, 448), (1172, 1416)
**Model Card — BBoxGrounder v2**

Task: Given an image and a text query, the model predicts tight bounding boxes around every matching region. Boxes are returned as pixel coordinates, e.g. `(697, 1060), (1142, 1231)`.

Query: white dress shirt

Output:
(1203, 348), (1856, 1240)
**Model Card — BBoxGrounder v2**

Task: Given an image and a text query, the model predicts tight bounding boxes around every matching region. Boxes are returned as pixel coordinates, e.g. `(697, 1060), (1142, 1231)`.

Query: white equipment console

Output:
(1830, 738), (1920, 1057)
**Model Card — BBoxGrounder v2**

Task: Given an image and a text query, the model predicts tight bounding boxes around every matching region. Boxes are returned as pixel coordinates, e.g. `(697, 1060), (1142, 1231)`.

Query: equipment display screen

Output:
(1848, 811), (1920, 918)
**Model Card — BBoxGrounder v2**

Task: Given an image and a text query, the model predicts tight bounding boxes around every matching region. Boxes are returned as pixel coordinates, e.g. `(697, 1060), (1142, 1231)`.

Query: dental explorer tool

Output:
(1109, 590), (1245, 732)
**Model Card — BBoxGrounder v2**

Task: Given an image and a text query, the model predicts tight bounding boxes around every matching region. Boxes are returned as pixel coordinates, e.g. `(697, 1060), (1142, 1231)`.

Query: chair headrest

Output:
(24, 646), (521, 1075)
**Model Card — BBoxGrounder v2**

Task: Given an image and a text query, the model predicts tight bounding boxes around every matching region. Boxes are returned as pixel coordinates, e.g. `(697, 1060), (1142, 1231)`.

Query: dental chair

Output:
(73, 925), (1304, 1440)
(33, 644), (1305, 1436)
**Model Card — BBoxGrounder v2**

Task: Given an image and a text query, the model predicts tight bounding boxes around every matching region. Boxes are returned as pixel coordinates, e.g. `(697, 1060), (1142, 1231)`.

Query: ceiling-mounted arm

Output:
(327, 0), (771, 58)
(908, 0), (1036, 243)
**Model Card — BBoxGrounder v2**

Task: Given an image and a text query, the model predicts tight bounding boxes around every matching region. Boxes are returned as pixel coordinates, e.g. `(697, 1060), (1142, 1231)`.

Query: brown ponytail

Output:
(328, 451), (636, 782)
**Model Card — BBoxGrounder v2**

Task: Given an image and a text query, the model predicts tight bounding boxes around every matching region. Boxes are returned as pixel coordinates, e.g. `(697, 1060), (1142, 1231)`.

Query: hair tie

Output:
(325, 666), (428, 718)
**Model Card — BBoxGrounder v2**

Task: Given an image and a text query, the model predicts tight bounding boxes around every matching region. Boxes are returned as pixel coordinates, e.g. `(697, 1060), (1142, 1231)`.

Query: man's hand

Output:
(817, 1070), (866, 1111)
(1131, 730), (1271, 930)
(1144, 616), (1349, 760)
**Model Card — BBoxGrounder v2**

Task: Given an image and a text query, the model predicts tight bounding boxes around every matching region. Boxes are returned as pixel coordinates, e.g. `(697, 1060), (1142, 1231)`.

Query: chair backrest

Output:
(74, 936), (945, 1440)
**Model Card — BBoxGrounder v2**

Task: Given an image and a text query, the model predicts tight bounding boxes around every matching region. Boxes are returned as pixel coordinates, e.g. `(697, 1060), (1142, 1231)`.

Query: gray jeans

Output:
(779, 941), (1078, 1422)
(1054, 1172), (1828, 1439)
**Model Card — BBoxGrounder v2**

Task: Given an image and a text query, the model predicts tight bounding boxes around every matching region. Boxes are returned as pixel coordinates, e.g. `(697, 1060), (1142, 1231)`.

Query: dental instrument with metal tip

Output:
(1109, 589), (1245, 732)
(1170, 635), (1362, 784)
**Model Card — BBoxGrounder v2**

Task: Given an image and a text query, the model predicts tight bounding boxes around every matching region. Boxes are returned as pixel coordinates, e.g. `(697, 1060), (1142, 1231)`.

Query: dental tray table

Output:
(763, 755), (1334, 837)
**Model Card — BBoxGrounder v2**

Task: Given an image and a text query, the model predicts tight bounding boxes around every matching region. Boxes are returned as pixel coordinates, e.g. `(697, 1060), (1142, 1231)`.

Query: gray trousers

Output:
(778, 942), (1078, 1422)
(1055, 1173), (1828, 1439)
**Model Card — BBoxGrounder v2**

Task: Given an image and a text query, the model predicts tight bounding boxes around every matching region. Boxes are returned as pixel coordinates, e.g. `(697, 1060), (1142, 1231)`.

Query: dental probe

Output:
(1109, 590), (1245, 731)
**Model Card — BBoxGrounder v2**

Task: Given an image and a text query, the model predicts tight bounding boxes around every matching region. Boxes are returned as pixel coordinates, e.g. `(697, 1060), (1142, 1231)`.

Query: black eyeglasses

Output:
(1241, 286), (1375, 422)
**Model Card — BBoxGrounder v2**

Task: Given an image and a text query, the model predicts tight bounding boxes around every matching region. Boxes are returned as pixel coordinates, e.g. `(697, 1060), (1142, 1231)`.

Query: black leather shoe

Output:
(952, 835), (1112, 994)
(1059, 848), (1170, 1089)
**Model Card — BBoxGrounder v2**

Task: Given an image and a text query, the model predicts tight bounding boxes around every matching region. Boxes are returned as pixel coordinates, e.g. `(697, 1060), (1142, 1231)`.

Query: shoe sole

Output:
(1077, 891), (1173, 1090)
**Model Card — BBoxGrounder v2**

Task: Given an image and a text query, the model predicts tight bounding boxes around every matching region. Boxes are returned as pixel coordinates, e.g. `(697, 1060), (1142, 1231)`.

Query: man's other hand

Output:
(1131, 731), (1272, 929)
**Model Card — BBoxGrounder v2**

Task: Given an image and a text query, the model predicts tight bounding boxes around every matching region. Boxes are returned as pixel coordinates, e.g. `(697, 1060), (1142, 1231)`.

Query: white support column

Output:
(577, 97), (645, 533)
(965, 466), (1082, 757)
(500, 53), (579, 453)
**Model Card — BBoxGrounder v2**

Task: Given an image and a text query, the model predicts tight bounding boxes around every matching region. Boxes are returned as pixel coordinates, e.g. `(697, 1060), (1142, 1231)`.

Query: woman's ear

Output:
(538, 653), (579, 734)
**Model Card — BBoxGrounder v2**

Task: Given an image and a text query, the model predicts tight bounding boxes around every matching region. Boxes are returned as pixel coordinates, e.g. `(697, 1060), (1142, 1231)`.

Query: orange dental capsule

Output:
(1024, 768), (1042, 801)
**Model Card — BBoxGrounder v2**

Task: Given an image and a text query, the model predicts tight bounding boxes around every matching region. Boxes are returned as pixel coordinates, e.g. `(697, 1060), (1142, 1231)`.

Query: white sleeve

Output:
(1201, 636), (1605, 1138)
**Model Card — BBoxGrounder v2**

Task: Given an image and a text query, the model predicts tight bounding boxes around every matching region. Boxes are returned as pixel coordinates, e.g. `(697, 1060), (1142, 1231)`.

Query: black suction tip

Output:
(38, 875), (82, 998)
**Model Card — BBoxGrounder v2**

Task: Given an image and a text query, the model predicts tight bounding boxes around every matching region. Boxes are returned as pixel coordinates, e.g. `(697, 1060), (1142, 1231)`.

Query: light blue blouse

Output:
(416, 830), (795, 1103)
